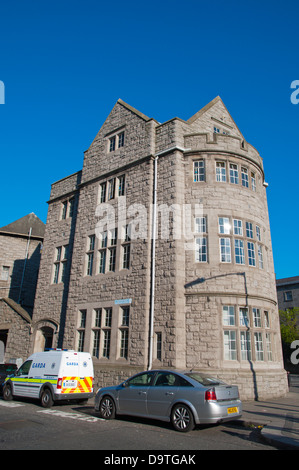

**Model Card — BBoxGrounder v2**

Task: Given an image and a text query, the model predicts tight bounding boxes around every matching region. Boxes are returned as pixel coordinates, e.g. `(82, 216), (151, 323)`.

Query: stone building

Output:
(0, 213), (45, 363)
(276, 276), (299, 311)
(32, 97), (288, 400)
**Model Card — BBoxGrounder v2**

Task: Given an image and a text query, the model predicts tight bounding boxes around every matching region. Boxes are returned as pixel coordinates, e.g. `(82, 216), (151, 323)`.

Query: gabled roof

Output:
(117, 99), (155, 122)
(187, 96), (244, 138)
(0, 213), (45, 239)
(0, 298), (32, 323)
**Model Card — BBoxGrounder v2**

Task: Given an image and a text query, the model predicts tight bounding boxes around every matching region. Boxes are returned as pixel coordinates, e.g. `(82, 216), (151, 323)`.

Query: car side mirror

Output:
(122, 381), (129, 388)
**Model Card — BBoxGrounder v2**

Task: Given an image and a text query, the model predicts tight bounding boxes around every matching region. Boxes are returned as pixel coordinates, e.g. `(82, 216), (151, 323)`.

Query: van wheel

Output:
(99, 396), (115, 419)
(3, 383), (13, 401)
(40, 388), (54, 408)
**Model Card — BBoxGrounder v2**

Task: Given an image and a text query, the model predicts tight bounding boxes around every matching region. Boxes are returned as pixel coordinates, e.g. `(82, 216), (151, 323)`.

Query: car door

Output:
(118, 371), (155, 417)
(11, 360), (33, 397)
(146, 372), (179, 419)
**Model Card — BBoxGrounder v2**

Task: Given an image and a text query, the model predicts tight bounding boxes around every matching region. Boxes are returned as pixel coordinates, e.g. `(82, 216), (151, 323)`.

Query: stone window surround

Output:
(75, 303), (131, 364)
(221, 303), (274, 364)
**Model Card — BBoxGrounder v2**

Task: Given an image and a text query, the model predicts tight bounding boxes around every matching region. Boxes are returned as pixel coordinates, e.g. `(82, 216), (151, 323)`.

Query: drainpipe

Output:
(18, 227), (32, 304)
(148, 156), (158, 370)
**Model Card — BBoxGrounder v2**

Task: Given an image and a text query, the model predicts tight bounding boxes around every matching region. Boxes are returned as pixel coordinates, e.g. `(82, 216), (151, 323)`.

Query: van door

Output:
(12, 360), (33, 397)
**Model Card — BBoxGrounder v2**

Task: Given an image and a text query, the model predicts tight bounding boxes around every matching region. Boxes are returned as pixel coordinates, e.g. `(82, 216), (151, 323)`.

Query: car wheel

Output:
(99, 396), (116, 419)
(40, 388), (54, 408)
(3, 383), (13, 401)
(171, 404), (195, 432)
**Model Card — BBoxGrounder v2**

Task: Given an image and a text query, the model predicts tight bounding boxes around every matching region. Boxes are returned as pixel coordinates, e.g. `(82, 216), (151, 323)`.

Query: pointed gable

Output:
(187, 96), (244, 139)
(81, 99), (158, 184)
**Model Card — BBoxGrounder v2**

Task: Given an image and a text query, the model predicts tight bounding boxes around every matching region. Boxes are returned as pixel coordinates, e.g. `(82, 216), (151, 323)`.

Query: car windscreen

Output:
(185, 372), (226, 386)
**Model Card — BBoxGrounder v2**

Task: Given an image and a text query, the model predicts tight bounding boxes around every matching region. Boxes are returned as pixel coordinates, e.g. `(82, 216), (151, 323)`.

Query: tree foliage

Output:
(279, 308), (299, 344)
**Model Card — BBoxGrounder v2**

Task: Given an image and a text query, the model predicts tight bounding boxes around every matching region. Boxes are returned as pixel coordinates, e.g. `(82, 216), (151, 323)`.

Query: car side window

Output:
(16, 360), (32, 377)
(153, 372), (193, 387)
(127, 371), (154, 387)
(153, 372), (178, 387)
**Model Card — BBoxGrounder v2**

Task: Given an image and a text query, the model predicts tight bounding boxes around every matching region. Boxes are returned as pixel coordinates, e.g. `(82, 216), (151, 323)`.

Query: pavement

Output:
(240, 374), (299, 449)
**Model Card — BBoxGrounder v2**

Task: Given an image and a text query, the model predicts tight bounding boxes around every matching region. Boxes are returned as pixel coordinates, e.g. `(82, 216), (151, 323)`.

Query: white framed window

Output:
(266, 333), (273, 361)
(77, 309), (86, 352)
(251, 172), (256, 191)
(241, 167), (249, 187)
(53, 245), (69, 284)
(264, 311), (270, 328)
(233, 219), (243, 236)
(247, 242), (256, 266)
(216, 161), (226, 182)
(256, 225), (261, 241)
(195, 216), (207, 233)
(86, 235), (95, 276)
(257, 245), (264, 269)
(240, 331), (251, 360)
(108, 178), (116, 200)
(118, 174), (125, 196)
(239, 307), (249, 327)
(220, 238), (231, 263)
(234, 239), (245, 265)
(229, 163), (239, 184)
(218, 217), (231, 234)
(254, 332), (264, 361)
(222, 306), (235, 326)
(118, 131), (125, 148)
(284, 291), (293, 301)
(61, 198), (75, 220)
(100, 182), (107, 203)
(122, 225), (131, 270)
(246, 222), (253, 238)
(195, 237), (207, 262)
(119, 306), (130, 359)
(253, 308), (262, 328)
(1, 266), (10, 281)
(109, 136), (116, 152)
(193, 160), (205, 182)
(223, 330), (237, 360)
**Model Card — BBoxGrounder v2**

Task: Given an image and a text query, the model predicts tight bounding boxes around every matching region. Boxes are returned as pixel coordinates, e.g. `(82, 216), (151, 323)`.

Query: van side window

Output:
(16, 360), (32, 376)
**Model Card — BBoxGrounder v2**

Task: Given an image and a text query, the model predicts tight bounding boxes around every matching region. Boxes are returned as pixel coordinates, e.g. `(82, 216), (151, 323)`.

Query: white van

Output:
(3, 349), (94, 408)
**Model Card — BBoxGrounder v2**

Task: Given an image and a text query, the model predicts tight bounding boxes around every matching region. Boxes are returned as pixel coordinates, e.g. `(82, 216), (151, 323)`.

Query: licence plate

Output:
(227, 406), (238, 414)
(63, 380), (77, 389)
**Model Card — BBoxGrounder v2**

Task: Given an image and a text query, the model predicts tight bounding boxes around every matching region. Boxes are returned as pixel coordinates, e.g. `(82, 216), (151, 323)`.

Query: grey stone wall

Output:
(32, 97), (288, 400)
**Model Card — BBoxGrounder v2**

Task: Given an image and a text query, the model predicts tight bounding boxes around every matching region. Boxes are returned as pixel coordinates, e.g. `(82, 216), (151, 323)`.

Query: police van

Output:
(3, 350), (94, 408)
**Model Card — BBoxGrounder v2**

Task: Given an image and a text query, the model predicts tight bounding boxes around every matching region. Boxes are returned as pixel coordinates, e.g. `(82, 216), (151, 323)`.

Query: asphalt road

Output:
(0, 396), (275, 452)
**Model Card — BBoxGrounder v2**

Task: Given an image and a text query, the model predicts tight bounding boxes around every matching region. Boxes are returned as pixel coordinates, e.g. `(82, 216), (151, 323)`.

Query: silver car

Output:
(94, 369), (242, 432)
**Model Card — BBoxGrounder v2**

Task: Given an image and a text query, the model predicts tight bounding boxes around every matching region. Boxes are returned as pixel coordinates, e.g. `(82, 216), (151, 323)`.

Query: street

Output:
(0, 396), (275, 451)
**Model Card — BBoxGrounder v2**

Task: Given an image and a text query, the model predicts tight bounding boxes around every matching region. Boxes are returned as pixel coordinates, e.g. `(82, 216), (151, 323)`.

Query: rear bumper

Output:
(195, 401), (243, 424)
(54, 392), (94, 401)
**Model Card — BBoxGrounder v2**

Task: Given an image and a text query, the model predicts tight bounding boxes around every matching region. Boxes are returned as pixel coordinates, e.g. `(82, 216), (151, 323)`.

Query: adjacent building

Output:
(0, 213), (45, 363)
(276, 276), (299, 311)
(31, 97), (288, 400)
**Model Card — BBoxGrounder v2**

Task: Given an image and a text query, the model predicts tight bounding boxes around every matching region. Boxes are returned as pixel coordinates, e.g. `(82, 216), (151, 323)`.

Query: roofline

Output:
(117, 99), (159, 124)
(0, 298), (32, 323)
(0, 230), (44, 241)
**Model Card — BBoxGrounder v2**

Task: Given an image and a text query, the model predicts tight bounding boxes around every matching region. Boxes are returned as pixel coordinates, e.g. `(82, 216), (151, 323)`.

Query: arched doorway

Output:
(35, 327), (54, 351)
(33, 320), (59, 353)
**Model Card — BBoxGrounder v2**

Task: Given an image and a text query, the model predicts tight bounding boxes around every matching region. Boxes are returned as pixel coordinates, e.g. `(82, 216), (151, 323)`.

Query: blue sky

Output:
(0, 0), (298, 279)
